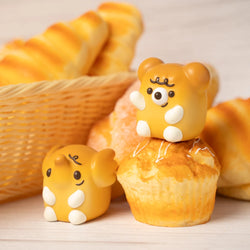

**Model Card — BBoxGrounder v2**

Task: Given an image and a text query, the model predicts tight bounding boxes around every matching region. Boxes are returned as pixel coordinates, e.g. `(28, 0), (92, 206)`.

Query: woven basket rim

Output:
(0, 71), (137, 100)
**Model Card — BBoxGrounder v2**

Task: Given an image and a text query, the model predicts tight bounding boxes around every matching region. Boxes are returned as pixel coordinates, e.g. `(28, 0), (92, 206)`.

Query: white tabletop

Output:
(0, 0), (249, 249)
(0, 195), (249, 249)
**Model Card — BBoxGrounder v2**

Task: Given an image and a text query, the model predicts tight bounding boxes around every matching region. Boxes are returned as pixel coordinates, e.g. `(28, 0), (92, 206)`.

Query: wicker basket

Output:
(0, 72), (137, 203)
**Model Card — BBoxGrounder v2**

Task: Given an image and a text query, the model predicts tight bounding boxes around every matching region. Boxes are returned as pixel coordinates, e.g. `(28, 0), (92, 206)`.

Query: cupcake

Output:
(117, 138), (220, 227)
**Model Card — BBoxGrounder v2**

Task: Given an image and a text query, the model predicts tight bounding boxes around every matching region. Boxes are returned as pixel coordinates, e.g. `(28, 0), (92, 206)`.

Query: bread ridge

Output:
(0, 39), (24, 61)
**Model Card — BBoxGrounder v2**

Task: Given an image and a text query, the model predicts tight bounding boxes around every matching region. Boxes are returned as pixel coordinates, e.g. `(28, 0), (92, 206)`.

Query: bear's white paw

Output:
(68, 210), (87, 225)
(68, 190), (85, 208)
(165, 105), (184, 124)
(163, 126), (183, 142)
(129, 91), (145, 110)
(44, 206), (57, 222)
(42, 186), (56, 206)
(136, 120), (151, 137)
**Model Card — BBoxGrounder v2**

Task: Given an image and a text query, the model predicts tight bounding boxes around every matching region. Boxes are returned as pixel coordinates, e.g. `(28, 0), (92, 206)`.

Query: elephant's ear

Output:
(91, 149), (118, 188)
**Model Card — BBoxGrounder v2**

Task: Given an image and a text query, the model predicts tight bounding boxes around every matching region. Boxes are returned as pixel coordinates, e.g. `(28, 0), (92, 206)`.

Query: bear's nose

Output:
(55, 154), (70, 167)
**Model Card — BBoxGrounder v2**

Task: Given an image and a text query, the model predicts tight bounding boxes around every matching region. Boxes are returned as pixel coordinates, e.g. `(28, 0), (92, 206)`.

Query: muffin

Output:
(117, 138), (220, 227)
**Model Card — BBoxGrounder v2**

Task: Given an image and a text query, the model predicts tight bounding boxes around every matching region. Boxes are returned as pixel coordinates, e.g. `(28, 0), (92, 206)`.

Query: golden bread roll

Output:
(0, 11), (108, 85)
(206, 64), (219, 108)
(117, 138), (220, 227)
(87, 80), (144, 198)
(89, 2), (143, 75)
(201, 98), (250, 200)
(87, 80), (142, 163)
(217, 184), (250, 201)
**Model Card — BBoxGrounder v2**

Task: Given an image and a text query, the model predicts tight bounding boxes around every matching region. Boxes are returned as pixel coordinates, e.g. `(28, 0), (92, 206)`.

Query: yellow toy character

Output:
(42, 145), (117, 225)
(130, 57), (210, 142)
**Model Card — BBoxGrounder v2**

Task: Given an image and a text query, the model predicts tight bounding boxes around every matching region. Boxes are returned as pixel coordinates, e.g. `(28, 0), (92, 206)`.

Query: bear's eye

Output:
(152, 87), (168, 106)
(74, 171), (81, 180)
(147, 88), (153, 95)
(46, 168), (51, 177)
(168, 91), (175, 97)
(155, 92), (162, 99)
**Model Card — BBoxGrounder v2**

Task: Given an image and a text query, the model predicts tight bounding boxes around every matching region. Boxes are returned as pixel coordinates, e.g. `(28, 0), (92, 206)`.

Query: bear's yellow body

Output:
(130, 58), (210, 142)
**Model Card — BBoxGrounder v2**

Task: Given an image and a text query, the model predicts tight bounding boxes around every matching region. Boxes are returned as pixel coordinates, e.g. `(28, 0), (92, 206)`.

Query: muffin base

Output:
(119, 175), (218, 227)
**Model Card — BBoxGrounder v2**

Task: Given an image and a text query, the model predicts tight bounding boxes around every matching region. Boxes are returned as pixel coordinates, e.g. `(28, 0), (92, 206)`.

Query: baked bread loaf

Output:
(201, 98), (250, 200)
(87, 80), (144, 198)
(0, 11), (108, 85)
(217, 184), (250, 201)
(117, 138), (220, 227)
(89, 2), (143, 75)
(87, 80), (142, 163)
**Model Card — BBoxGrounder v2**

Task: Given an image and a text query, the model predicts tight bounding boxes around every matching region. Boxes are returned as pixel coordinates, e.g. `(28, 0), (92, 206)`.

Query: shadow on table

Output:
(211, 194), (249, 222)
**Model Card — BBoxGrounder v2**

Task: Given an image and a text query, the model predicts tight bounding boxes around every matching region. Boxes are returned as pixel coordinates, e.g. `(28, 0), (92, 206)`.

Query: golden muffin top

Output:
(118, 138), (220, 182)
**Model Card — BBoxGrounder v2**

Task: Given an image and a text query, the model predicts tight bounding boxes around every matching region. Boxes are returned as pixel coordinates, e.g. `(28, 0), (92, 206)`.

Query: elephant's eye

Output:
(74, 170), (81, 180)
(147, 87), (153, 95)
(46, 168), (51, 177)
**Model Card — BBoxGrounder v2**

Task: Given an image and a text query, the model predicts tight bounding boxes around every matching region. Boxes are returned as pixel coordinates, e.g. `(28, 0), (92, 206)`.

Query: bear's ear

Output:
(138, 57), (164, 81)
(183, 62), (210, 92)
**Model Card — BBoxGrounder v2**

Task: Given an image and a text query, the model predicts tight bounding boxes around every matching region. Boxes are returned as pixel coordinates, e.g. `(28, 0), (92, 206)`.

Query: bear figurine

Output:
(130, 57), (210, 142)
(42, 144), (117, 225)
